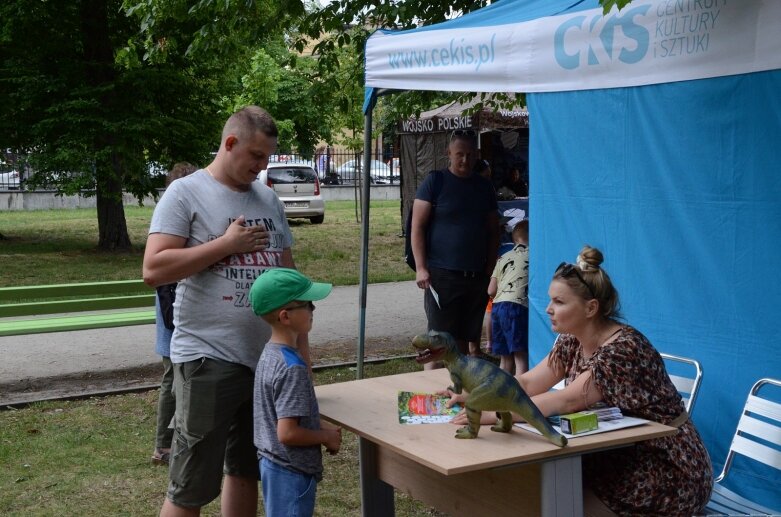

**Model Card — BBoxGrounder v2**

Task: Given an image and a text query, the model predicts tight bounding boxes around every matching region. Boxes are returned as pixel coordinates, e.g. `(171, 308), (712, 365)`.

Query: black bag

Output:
(156, 283), (177, 330)
(404, 171), (444, 271)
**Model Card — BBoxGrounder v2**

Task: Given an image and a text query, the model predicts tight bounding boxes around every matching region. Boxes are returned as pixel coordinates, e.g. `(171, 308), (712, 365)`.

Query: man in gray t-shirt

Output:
(144, 106), (305, 516)
(149, 170), (293, 370)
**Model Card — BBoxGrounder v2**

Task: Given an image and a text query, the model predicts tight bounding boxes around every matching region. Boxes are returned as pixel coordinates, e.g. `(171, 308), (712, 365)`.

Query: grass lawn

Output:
(0, 200), (414, 287)
(0, 201), (438, 514)
(0, 359), (447, 516)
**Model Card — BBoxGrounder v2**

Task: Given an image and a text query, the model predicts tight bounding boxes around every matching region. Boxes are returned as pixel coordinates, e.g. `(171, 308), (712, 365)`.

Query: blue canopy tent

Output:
(355, 0), (781, 510)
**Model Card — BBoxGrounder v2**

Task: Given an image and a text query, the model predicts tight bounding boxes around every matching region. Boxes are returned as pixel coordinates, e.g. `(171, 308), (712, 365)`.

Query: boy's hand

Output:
(324, 427), (342, 455)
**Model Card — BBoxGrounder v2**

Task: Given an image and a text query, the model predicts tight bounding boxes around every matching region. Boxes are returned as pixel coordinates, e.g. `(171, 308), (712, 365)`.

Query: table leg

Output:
(540, 455), (583, 517)
(359, 437), (395, 517)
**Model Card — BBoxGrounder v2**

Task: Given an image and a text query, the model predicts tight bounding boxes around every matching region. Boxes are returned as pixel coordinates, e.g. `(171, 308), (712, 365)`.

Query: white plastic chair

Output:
(704, 378), (781, 516)
(660, 352), (703, 415)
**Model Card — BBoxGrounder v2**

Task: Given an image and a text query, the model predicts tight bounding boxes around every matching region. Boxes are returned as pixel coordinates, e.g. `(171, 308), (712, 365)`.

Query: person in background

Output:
(151, 162), (198, 466)
(446, 245), (712, 515)
(488, 220), (529, 375)
(314, 145), (327, 178)
(475, 159), (492, 181)
(467, 159), (495, 357)
(504, 164), (528, 198)
(411, 130), (499, 367)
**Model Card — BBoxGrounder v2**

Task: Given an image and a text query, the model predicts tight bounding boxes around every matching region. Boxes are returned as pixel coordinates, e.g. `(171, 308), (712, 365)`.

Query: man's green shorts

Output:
(167, 357), (258, 508)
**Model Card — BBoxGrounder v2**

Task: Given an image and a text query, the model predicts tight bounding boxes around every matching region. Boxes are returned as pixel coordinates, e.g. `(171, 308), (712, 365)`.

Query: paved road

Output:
(0, 281), (426, 403)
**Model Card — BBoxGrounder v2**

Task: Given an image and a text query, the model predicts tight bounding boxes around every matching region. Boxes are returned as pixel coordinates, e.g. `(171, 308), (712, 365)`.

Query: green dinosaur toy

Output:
(412, 330), (567, 447)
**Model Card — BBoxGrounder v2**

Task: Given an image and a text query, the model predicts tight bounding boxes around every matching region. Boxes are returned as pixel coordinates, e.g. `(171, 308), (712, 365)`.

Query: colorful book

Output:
(398, 391), (462, 424)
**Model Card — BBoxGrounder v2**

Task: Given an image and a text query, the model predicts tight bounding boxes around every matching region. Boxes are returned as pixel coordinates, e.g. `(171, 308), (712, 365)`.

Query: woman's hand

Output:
(436, 388), (465, 408)
(449, 409), (499, 426)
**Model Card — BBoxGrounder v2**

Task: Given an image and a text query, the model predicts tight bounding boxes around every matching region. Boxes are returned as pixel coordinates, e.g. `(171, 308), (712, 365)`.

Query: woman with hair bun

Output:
(448, 245), (712, 515)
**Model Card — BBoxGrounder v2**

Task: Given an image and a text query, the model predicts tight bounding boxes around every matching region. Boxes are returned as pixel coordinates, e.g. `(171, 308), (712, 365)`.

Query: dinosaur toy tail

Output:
(512, 399), (568, 447)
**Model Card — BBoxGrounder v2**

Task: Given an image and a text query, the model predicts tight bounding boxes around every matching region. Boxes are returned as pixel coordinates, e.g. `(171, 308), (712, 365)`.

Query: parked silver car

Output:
(334, 160), (391, 183)
(259, 162), (325, 224)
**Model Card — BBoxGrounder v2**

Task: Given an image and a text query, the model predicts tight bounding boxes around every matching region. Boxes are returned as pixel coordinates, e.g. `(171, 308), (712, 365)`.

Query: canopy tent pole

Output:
(358, 91), (394, 517)
(356, 90), (377, 380)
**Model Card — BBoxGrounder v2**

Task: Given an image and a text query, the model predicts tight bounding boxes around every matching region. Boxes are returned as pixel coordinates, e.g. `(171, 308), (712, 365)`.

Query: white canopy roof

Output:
(364, 0), (781, 108)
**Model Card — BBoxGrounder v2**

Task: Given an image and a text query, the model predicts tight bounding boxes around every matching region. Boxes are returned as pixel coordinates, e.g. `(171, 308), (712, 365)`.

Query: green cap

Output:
(250, 268), (332, 316)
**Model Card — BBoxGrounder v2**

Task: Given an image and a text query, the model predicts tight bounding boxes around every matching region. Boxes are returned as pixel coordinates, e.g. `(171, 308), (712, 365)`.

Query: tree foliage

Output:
(229, 40), (328, 155)
(0, 0), (244, 249)
(125, 0), (307, 61)
(122, 1), (498, 150)
(140, 0), (631, 142)
(1, 0), (631, 250)
(122, 0), (632, 161)
(123, 0), (342, 155)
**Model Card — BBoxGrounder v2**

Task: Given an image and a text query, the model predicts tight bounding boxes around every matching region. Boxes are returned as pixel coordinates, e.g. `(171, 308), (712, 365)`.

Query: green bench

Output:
(0, 280), (156, 337)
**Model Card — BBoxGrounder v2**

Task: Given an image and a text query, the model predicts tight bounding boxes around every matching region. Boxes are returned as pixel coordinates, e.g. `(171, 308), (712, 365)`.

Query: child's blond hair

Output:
(512, 219), (529, 244)
(260, 310), (282, 325)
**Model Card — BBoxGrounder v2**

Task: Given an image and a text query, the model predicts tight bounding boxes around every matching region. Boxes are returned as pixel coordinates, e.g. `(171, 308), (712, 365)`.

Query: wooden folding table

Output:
(316, 368), (676, 517)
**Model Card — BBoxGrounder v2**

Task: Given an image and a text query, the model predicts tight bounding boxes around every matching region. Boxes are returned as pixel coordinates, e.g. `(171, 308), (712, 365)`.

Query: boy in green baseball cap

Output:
(249, 268), (341, 517)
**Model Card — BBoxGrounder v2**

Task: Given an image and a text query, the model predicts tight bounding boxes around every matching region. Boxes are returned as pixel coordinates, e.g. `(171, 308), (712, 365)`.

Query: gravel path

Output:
(0, 281), (426, 405)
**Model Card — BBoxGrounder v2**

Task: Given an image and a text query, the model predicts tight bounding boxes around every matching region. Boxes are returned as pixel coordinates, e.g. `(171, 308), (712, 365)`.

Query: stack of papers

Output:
(592, 406), (623, 422)
(515, 416), (649, 439)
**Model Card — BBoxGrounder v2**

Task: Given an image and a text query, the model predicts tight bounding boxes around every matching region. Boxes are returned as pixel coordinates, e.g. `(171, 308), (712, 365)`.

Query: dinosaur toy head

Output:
(412, 330), (458, 365)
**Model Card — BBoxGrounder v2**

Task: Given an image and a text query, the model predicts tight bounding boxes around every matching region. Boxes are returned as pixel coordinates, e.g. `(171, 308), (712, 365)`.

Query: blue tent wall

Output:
(527, 69), (781, 508)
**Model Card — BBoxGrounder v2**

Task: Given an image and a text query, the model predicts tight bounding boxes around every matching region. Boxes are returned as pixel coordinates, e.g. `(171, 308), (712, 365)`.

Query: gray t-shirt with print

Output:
(254, 343), (323, 480)
(149, 170), (293, 370)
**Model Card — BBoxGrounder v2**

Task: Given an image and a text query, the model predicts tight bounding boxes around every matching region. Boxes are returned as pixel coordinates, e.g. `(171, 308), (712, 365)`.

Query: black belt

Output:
(441, 268), (481, 278)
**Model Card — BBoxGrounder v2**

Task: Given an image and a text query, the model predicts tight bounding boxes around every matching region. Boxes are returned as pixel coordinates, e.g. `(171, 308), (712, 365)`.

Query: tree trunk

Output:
(96, 163), (131, 251)
(81, 0), (132, 251)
